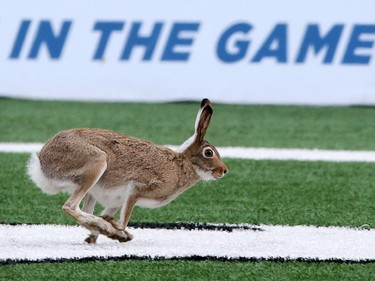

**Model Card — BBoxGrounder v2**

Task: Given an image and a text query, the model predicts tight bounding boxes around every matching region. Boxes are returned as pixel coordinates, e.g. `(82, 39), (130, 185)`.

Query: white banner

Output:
(1, 0), (375, 105)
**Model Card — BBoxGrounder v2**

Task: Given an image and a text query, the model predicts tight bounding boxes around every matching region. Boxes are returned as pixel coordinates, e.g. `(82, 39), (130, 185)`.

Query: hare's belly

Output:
(89, 183), (135, 208)
(136, 192), (181, 209)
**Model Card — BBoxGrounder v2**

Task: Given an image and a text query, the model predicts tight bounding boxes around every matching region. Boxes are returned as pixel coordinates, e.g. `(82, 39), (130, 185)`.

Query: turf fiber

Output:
(1, 99), (375, 280)
(2, 98), (375, 150)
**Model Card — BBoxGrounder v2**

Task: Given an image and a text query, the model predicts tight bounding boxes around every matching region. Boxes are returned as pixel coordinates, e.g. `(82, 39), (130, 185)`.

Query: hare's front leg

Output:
(82, 194), (121, 243)
(84, 196), (137, 243)
(118, 194), (138, 239)
(85, 207), (119, 244)
(94, 195), (138, 242)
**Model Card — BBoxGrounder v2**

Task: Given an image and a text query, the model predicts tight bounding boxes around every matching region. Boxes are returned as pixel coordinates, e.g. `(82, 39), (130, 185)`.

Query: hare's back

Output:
(38, 129), (116, 177)
(40, 128), (149, 161)
(39, 128), (175, 183)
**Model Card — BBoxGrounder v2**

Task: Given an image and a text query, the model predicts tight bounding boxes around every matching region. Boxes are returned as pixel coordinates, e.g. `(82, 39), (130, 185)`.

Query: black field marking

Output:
(2, 254), (375, 265)
(0, 221), (264, 232)
(127, 222), (264, 232)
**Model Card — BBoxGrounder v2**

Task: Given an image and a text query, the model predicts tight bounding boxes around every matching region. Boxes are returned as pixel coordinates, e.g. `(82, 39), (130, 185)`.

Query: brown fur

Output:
(28, 99), (228, 243)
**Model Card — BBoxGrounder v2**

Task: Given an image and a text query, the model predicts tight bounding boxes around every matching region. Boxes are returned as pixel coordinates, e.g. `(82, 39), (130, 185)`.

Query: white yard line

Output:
(0, 143), (43, 153)
(2, 142), (375, 162)
(1, 224), (374, 263)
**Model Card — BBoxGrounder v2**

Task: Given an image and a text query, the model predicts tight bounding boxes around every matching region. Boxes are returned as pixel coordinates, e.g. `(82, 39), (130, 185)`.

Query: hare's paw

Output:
(100, 215), (134, 242)
(101, 215), (121, 230)
(84, 234), (98, 244)
(124, 229), (134, 241)
(109, 229), (133, 243)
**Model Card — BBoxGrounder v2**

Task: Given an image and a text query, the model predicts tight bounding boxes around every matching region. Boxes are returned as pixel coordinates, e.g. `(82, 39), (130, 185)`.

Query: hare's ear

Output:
(194, 99), (213, 143)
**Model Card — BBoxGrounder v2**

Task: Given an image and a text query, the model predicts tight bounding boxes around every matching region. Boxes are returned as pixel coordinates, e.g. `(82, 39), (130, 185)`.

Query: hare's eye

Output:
(203, 148), (214, 158)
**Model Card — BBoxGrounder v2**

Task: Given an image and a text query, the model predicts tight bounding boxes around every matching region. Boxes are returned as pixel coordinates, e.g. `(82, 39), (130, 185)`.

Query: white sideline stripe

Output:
(2, 142), (375, 162)
(1, 224), (374, 262)
(0, 143), (43, 153)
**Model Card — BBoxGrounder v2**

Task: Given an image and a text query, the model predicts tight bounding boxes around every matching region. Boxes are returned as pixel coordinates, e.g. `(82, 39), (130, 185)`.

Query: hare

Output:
(27, 99), (228, 243)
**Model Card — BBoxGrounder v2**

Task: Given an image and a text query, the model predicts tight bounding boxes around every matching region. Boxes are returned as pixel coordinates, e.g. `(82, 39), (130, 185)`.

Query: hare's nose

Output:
(223, 168), (228, 175)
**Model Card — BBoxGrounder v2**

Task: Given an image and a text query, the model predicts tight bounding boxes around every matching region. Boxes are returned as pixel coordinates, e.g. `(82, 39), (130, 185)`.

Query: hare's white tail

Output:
(27, 153), (77, 195)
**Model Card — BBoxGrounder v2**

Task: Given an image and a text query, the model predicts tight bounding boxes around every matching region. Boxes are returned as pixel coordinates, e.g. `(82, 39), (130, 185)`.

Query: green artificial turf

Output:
(1, 153), (374, 228)
(1, 99), (375, 280)
(1, 260), (375, 281)
(1, 98), (375, 150)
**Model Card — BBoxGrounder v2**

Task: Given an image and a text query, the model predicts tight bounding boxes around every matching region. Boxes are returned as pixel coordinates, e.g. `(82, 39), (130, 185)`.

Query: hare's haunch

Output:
(27, 99), (228, 243)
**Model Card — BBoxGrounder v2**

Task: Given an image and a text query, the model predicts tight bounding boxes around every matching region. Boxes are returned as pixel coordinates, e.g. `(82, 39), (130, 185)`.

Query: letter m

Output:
(29, 20), (72, 59)
(296, 24), (344, 63)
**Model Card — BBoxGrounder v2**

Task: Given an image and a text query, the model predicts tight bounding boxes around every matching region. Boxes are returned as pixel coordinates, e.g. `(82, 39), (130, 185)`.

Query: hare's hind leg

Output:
(62, 153), (131, 243)
(83, 193), (96, 214)
(82, 193), (99, 244)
